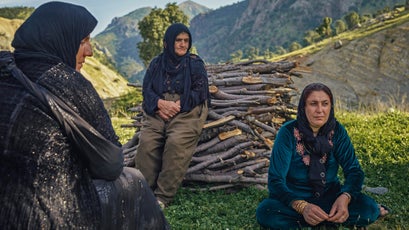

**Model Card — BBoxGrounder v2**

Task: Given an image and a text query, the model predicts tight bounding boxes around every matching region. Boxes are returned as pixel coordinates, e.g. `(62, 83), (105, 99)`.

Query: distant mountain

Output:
(179, 0), (211, 20)
(93, 1), (209, 83)
(93, 7), (151, 83)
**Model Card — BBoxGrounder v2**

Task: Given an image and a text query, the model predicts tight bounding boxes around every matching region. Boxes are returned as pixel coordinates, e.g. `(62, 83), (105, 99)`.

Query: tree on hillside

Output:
(334, 20), (347, 35)
(263, 48), (274, 59)
(345, 11), (360, 29)
(230, 50), (243, 63)
(303, 30), (321, 45)
(245, 46), (259, 60)
(0, 7), (34, 20)
(289, 42), (302, 52)
(316, 17), (333, 38)
(274, 46), (287, 55)
(137, 3), (189, 67)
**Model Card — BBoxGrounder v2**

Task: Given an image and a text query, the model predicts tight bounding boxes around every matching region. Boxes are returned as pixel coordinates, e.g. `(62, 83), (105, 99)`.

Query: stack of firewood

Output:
(122, 59), (301, 190)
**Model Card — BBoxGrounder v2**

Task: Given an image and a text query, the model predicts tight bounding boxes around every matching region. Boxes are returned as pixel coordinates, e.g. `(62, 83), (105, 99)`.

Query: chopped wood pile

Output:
(122, 59), (302, 191)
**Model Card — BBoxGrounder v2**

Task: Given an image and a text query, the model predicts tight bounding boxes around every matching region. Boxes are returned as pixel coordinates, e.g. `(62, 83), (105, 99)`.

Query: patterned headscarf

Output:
(297, 83), (336, 198)
(12, 1), (97, 69)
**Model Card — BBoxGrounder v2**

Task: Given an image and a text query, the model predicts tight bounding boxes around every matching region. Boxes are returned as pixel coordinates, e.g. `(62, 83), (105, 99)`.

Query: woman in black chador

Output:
(0, 2), (169, 229)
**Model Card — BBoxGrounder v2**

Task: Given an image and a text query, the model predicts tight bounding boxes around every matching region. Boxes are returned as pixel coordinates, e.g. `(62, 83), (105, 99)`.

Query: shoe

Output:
(362, 185), (388, 195)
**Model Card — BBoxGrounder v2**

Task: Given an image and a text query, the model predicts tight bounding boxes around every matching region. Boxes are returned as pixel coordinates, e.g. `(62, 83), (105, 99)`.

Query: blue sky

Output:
(0, 0), (243, 36)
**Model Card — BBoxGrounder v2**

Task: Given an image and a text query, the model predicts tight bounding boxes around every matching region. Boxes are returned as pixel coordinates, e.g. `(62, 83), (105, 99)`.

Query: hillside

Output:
(0, 17), (22, 50)
(190, 0), (406, 63)
(0, 17), (130, 100)
(93, 7), (152, 83)
(80, 56), (131, 99)
(290, 12), (409, 108)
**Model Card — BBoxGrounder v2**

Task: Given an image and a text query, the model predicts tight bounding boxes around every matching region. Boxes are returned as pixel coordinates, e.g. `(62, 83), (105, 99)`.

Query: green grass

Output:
(111, 117), (137, 144)
(165, 186), (266, 229)
(112, 109), (409, 229)
(106, 91), (142, 118)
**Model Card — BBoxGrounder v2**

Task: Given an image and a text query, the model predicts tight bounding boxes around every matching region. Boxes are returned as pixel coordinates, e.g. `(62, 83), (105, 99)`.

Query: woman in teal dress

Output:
(256, 83), (388, 229)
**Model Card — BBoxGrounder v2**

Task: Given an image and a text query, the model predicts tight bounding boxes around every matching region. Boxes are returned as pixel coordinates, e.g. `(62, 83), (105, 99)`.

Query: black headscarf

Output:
(8, 2), (123, 180)
(12, 1), (97, 69)
(297, 83), (336, 198)
(151, 23), (195, 111)
(161, 23), (192, 74)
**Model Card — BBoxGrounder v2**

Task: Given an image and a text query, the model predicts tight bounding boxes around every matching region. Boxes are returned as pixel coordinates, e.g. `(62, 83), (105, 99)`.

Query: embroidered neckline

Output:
(294, 127), (333, 166)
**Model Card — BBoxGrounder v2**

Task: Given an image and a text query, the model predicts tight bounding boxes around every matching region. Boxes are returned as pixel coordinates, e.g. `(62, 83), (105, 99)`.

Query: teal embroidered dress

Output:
(256, 120), (380, 229)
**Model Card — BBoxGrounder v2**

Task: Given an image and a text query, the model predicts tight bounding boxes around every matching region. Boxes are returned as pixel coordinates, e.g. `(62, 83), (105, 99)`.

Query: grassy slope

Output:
(81, 56), (131, 99)
(0, 17), (23, 50)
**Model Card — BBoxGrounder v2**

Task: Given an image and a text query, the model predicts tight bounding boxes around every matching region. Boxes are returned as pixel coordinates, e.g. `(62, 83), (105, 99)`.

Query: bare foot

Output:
(378, 204), (390, 218)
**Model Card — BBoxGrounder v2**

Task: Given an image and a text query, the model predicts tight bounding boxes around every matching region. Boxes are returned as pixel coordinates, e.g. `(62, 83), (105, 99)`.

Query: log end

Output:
(209, 85), (219, 94)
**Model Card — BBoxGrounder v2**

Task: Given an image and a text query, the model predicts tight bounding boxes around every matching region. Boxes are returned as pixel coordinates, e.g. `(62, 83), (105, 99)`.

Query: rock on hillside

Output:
(293, 21), (409, 108)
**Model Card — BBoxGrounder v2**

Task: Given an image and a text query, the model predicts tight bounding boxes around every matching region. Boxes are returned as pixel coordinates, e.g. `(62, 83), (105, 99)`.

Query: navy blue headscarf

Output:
(297, 83), (337, 198)
(142, 23), (209, 115)
(12, 1), (97, 69)
(161, 23), (192, 74)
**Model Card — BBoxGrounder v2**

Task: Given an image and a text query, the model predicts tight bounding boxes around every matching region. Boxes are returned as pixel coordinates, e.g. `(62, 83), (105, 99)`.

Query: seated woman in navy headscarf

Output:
(135, 23), (210, 209)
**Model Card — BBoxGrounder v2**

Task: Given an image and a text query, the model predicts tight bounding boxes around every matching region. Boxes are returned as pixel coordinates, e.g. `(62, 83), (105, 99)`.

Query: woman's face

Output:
(174, 32), (189, 57)
(75, 35), (93, 71)
(305, 90), (331, 133)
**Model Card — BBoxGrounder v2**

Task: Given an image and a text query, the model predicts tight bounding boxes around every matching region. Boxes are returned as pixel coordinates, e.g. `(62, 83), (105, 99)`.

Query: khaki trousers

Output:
(135, 102), (208, 204)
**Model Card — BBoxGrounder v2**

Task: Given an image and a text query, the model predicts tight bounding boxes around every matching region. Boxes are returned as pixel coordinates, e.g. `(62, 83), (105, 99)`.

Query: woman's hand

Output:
(327, 193), (350, 223)
(302, 203), (329, 226)
(157, 99), (181, 120)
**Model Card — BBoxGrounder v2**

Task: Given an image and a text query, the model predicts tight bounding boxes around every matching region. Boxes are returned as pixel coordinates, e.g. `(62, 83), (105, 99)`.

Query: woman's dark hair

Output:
(299, 83), (334, 109)
(297, 82), (336, 136)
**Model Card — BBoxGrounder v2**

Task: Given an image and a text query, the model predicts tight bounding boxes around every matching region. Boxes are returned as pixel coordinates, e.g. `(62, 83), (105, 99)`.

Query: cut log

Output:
(203, 115), (235, 129)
